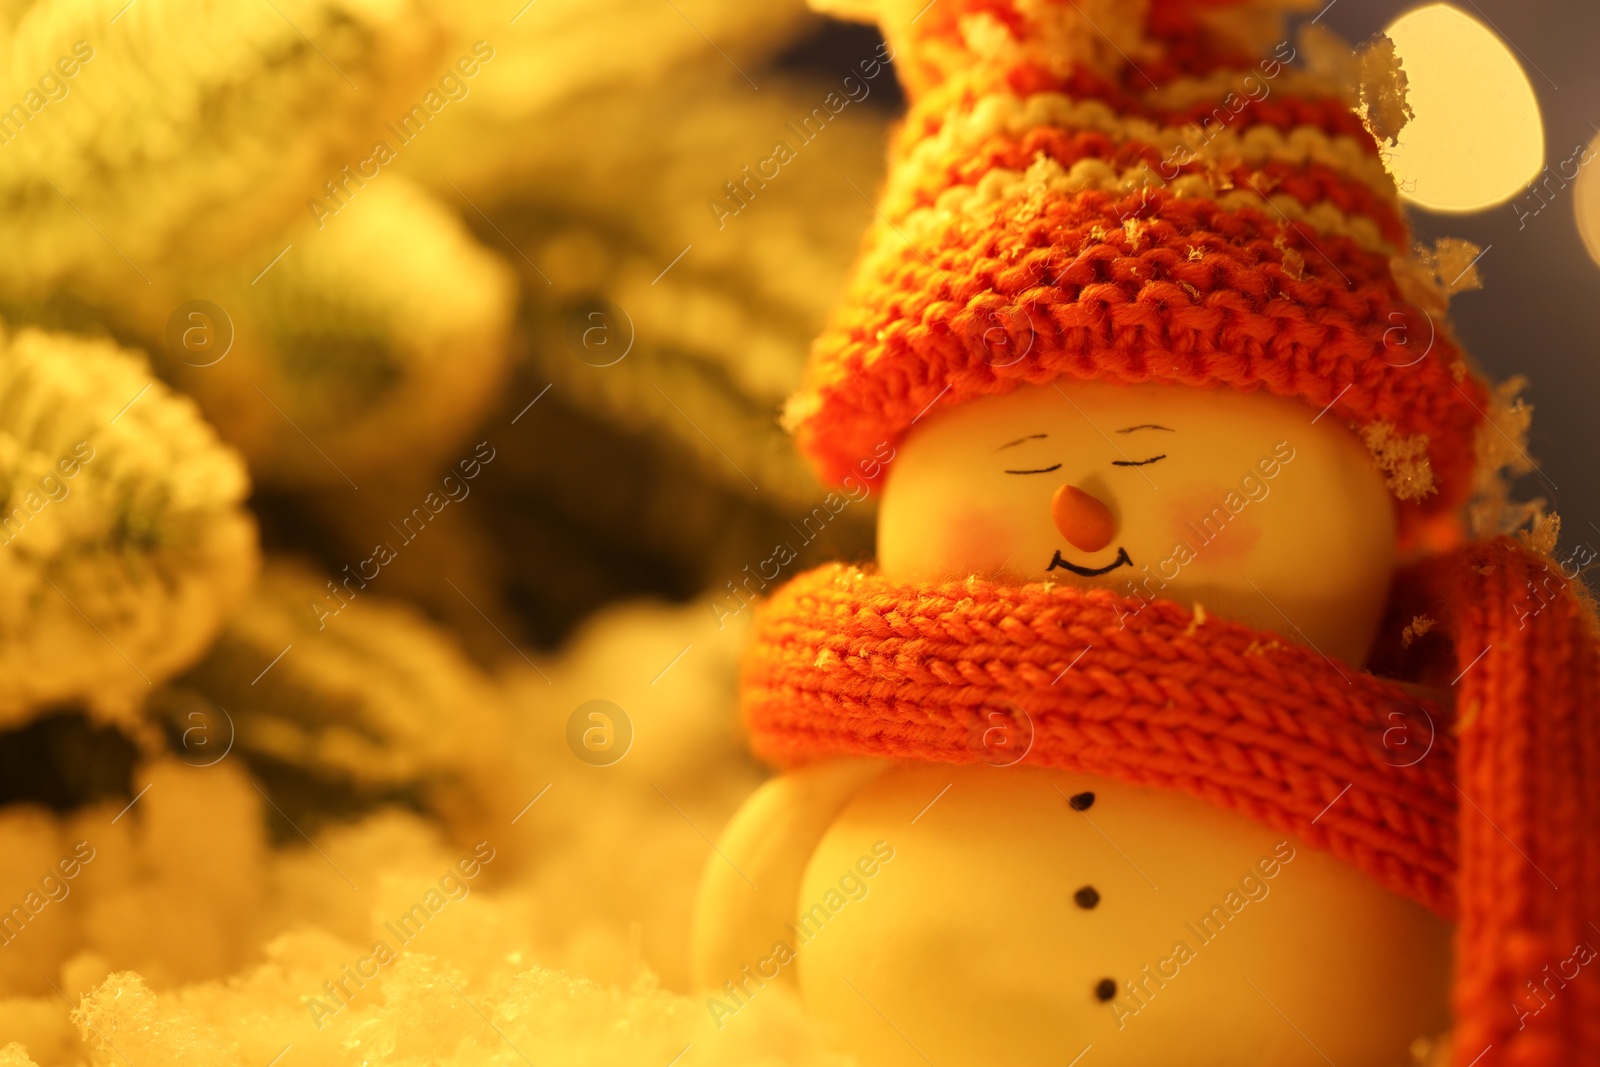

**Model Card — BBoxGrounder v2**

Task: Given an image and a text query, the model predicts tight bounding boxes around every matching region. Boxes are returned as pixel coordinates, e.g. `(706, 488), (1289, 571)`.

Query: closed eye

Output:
(1112, 454), (1166, 467)
(1005, 463), (1062, 474)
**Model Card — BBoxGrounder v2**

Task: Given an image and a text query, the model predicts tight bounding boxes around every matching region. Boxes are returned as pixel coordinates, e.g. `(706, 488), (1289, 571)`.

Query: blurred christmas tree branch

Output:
(0, 1), (899, 1059)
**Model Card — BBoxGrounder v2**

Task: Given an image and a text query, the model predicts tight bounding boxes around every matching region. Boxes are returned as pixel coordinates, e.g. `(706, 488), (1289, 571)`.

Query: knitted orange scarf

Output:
(740, 537), (1600, 1063)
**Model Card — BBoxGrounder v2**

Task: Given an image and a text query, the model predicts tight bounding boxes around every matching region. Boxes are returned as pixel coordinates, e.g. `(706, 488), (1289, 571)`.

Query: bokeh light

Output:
(1383, 3), (1544, 214)
(1574, 132), (1600, 267)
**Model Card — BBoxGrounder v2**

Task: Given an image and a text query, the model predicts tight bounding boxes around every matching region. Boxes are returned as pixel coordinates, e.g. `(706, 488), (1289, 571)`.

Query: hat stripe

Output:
(975, 60), (1374, 142)
(896, 90), (1396, 208)
(843, 203), (1425, 376)
(883, 1), (1324, 100)
(882, 140), (1407, 252)
(1139, 65), (1336, 112)
(873, 156), (1399, 268)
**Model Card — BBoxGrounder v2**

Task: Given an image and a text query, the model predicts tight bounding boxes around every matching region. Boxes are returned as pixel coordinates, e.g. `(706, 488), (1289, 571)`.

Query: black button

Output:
(1094, 978), (1117, 1001)
(1074, 885), (1100, 909)
(1070, 791), (1095, 810)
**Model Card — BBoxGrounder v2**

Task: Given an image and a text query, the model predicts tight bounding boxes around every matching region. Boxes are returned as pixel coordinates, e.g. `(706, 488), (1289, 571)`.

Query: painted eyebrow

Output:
(1115, 424), (1175, 434)
(996, 433), (1048, 451)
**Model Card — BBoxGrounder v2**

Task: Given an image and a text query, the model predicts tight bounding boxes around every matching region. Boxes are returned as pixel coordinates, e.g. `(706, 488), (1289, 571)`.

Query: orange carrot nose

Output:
(1051, 484), (1115, 552)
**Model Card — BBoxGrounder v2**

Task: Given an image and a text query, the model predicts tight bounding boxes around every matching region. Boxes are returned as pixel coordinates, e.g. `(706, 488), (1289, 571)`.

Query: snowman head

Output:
(877, 381), (1398, 665)
(779, 0), (1494, 670)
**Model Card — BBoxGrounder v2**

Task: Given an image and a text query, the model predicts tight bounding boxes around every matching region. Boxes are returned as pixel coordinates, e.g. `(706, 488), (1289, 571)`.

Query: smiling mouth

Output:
(1048, 547), (1132, 577)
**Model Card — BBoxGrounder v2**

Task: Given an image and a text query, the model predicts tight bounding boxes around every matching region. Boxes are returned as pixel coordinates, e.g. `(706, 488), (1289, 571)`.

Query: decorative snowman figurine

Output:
(693, 3), (1600, 1066)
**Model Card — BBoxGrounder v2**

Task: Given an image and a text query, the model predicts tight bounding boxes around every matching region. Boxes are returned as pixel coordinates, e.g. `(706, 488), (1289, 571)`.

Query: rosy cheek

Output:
(1164, 491), (1263, 564)
(1199, 515), (1263, 562)
(939, 509), (1015, 576)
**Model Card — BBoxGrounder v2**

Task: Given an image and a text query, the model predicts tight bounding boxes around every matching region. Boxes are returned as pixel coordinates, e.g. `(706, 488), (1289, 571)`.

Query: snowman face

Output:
(877, 381), (1398, 665)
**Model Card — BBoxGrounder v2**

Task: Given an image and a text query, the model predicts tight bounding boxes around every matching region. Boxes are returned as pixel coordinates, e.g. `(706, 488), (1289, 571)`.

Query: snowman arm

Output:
(689, 757), (888, 992)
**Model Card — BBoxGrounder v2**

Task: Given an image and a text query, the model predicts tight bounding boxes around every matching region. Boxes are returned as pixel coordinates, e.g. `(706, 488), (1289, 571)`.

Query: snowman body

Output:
(792, 765), (1450, 1066)
(693, 383), (1454, 1065)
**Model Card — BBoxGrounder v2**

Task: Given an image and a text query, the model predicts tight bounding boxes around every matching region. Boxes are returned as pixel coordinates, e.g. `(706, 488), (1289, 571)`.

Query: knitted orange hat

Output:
(754, 2), (1600, 1064)
(787, 0), (1492, 545)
